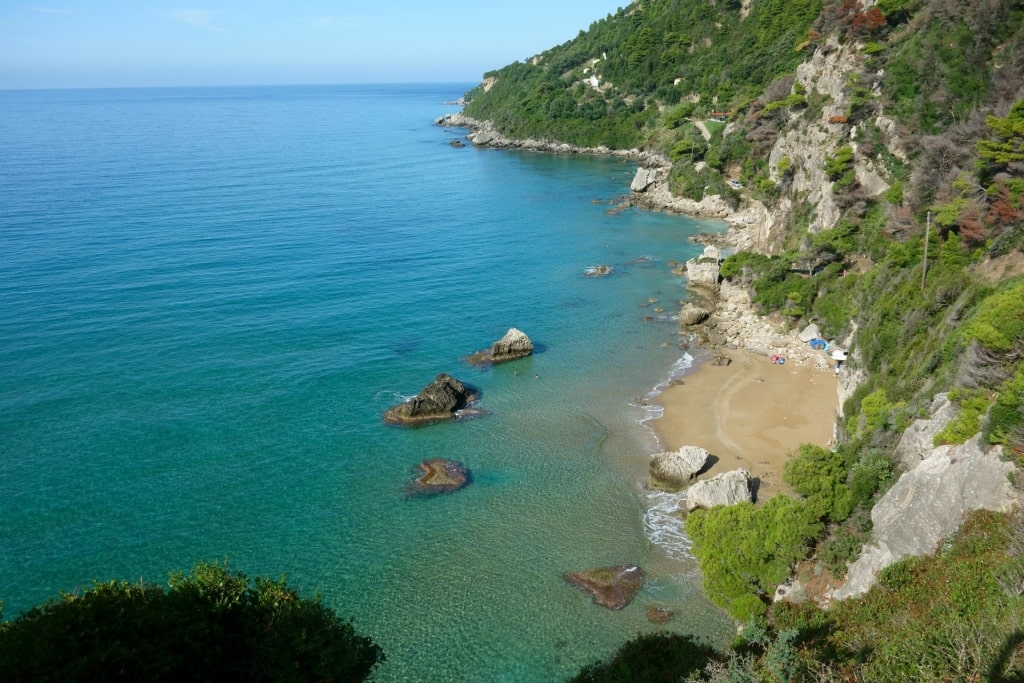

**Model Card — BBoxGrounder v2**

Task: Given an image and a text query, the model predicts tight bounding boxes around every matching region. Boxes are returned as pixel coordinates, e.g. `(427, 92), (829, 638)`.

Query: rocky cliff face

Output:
(766, 38), (891, 237)
(831, 405), (1019, 602)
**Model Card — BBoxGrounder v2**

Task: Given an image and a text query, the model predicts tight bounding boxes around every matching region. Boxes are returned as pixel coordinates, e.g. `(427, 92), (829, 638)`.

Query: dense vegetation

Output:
(0, 561), (383, 682)
(458, 0), (1024, 680)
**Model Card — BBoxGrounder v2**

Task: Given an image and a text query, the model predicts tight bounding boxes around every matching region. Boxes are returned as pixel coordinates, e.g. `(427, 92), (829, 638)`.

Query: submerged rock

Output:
(405, 458), (470, 497)
(564, 565), (645, 610)
(646, 605), (675, 624)
(467, 328), (534, 365)
(685, 469), (753, 511)
(649, 445), (710, 489)
(383, 373), (477, 426)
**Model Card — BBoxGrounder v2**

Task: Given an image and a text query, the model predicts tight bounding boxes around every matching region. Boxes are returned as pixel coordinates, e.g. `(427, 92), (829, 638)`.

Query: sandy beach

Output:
(653, 348), (839, 499)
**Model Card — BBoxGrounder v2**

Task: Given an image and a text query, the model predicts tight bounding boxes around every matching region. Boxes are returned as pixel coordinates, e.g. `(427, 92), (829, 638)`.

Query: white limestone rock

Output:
(649, 446), (710, 489)
(833, 436), (1017, 601)
(685, 469), (753, 511)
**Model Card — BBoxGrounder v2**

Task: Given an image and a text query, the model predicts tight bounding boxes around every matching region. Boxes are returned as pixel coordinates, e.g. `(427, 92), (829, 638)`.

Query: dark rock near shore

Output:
(564, 565), (645, 610)
(405, 458), (470, 496)
(467, 328), (534, 365)
(383, 373), (477, 426)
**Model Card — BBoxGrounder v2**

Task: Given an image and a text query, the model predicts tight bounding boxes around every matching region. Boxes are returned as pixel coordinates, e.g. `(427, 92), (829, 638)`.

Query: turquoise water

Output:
(0, 84), (733, 680)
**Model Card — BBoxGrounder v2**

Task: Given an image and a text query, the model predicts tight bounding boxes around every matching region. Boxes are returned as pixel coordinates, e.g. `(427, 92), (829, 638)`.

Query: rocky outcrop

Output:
(564, 565), (646, 609)
(489, 328), (534, 362)
(685, 469), (753, 511)
(649, 445), (710, 489)
(383, 373), (477, 425)
(631, 167), (659, 192)
(832, 436), (1017, 601)
(685, 258), (720, 289)
(893, 393), (958, 471)
(467, 328), (534, 365)
(678, 303), (711, 326)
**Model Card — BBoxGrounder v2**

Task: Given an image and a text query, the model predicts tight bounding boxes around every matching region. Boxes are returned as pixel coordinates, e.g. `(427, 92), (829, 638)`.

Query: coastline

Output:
(436, 112), (768, 239)
(651, 348), (839, 499)
(439, 110), (844, 525)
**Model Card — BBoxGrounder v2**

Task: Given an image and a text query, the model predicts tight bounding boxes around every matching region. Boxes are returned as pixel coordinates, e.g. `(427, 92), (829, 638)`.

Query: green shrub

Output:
(987, 362), (1024, 446)
(958, 279), (1024, 353)
(0, 561), (384, 682)
(568, 633), (721, 683)
(933, 387), (992, 446)
(819, 525), (867, 578)
(847, 450), (897, 506)
(687, 497), (822, 621)
(783, 444), (855, 522)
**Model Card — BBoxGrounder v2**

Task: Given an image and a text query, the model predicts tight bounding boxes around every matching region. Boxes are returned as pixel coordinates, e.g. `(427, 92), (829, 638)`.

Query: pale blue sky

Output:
(0, 2), (628, 89)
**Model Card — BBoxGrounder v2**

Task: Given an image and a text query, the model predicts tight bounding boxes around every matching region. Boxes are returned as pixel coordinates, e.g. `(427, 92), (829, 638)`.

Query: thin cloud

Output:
(164, 8), (222, 31)
(29, 6), (77, 14)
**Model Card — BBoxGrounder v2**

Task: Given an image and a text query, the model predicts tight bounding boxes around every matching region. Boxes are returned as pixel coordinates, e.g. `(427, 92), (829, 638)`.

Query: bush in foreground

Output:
(568, 632), (721, 683)
(0, 561), (383, 682)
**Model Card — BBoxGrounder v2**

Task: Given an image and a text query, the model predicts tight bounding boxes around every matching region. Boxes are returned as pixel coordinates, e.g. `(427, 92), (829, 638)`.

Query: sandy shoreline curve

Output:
(652, 348), (839, 500)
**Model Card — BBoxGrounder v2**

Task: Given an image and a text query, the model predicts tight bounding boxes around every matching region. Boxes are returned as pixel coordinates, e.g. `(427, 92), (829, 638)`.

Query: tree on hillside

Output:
(0, 561), (384, 682)
(977, 98), (1024, 183)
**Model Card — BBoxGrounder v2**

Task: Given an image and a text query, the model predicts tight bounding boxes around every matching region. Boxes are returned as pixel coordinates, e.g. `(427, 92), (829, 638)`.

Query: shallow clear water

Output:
(0, 83), (733, 680)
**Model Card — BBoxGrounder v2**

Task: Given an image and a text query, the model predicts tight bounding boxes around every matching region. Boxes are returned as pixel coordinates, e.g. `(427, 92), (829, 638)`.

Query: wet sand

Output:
(653, 348), (839, 499)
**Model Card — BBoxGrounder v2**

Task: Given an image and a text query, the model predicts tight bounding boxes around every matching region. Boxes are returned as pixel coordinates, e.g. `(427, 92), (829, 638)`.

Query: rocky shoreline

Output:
(436, 113), (767, 236)
(436, 113), (831, 372)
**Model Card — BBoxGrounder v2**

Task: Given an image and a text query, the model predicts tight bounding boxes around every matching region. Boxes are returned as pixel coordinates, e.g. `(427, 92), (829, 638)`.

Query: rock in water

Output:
(649, 445), (710, 489)
(584, 265), (614, 277)
(564, 565), (645, 610)
(468, 328), (534, 365)
(405, 458), (470, 496)
(685, 469), (752, 511)
(489, 327), (534, 363)
(383, 373), (476, 425)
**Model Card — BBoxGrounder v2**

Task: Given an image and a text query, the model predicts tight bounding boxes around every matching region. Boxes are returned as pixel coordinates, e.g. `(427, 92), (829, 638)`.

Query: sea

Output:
(0, 83), (734, 681)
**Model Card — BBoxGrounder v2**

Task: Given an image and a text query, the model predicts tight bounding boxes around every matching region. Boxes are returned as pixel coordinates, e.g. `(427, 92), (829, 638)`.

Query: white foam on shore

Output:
(631, 348), (704, 562)
(642, 489), (695, 561)
(635, 348), (697, 443)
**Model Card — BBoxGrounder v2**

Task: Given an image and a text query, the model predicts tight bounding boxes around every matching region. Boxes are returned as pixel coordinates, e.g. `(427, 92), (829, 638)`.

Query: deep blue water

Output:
(0, 83), (733, 680)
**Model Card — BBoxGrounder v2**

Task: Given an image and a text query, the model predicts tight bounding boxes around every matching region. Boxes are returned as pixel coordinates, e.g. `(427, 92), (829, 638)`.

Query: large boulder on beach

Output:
(798, 323), (821, 343)
(383, 373), (476, 425)
(405, 458), (470, 497)
(649, 445), (709, 489)
(564, 565), (646, 610)
(685, 469), (753, 511)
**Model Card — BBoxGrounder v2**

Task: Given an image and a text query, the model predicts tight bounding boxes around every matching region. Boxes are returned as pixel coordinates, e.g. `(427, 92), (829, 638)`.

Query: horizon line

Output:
(0, 80), (480, 94)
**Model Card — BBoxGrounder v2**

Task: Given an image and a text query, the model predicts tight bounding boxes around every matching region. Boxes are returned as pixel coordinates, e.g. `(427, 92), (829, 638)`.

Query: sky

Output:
(0, 2), (629, 90)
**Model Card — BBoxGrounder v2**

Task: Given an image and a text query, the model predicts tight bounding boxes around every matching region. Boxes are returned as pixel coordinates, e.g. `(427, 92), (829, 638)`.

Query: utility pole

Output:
(922, 211), (931, 292)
